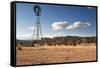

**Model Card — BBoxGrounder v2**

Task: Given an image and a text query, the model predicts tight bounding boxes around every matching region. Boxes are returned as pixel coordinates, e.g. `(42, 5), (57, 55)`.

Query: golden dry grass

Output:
(16, 44), (96, 65)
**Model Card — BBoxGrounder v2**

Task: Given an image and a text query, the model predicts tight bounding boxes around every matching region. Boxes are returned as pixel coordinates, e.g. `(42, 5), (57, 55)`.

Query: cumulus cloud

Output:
(52, 21), (90, 30)
(66, 21), (91, 30)
(29, 26), (34, 30)
(52, 21), (68, 30)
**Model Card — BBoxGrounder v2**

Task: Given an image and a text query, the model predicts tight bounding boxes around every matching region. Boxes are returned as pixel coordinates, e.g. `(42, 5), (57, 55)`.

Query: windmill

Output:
(32, 5), (42, 46)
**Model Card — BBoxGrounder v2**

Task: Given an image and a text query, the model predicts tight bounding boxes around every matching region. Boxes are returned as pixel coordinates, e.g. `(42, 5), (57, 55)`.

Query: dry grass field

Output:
(16, 44), (96, 65)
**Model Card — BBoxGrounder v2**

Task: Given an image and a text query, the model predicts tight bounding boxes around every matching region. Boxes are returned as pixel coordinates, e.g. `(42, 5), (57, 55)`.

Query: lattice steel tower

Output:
(33, 5), (42, 41)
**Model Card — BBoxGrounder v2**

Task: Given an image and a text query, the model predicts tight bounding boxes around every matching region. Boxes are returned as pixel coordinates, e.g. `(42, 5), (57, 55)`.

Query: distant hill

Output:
(16, 39), (32, 44)
(16, 36), (96, 46)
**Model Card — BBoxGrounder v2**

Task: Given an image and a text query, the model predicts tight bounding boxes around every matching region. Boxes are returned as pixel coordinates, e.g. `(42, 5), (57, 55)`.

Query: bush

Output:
(17, 44), (22, 50)
(17, 46), (22, 50)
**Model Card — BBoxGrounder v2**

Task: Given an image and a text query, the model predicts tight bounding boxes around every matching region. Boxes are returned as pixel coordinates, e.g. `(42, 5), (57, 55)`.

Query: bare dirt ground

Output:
(16, 44), (96, 65)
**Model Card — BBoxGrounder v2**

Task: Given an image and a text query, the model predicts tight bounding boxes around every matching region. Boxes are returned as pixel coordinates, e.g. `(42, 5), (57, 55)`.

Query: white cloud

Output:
(52, 21), (68, 30)
(29, 26), (34, 30)
(17, 34), (33, 40)
(66, 21), (91, 30)
(43, 33), (66, 38)
(17, 33), (67, 40)
(53, 32), (66, 37)
(87, 7), (93, 9)
(52, 21), (90, 30)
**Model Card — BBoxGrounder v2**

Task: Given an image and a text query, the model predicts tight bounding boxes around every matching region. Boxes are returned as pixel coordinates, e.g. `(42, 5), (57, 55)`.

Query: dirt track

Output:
(16, 45), (96, 65)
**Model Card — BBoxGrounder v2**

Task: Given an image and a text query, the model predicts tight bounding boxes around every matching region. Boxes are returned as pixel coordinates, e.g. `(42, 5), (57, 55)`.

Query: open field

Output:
(16, 44), (96, 65)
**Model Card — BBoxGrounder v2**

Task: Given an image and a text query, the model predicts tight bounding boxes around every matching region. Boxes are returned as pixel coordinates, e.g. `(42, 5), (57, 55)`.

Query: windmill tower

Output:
(32, 5), (42, 46)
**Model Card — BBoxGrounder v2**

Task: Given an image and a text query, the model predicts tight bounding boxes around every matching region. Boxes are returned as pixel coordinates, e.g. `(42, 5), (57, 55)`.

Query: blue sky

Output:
(16, 3), (97, 40)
